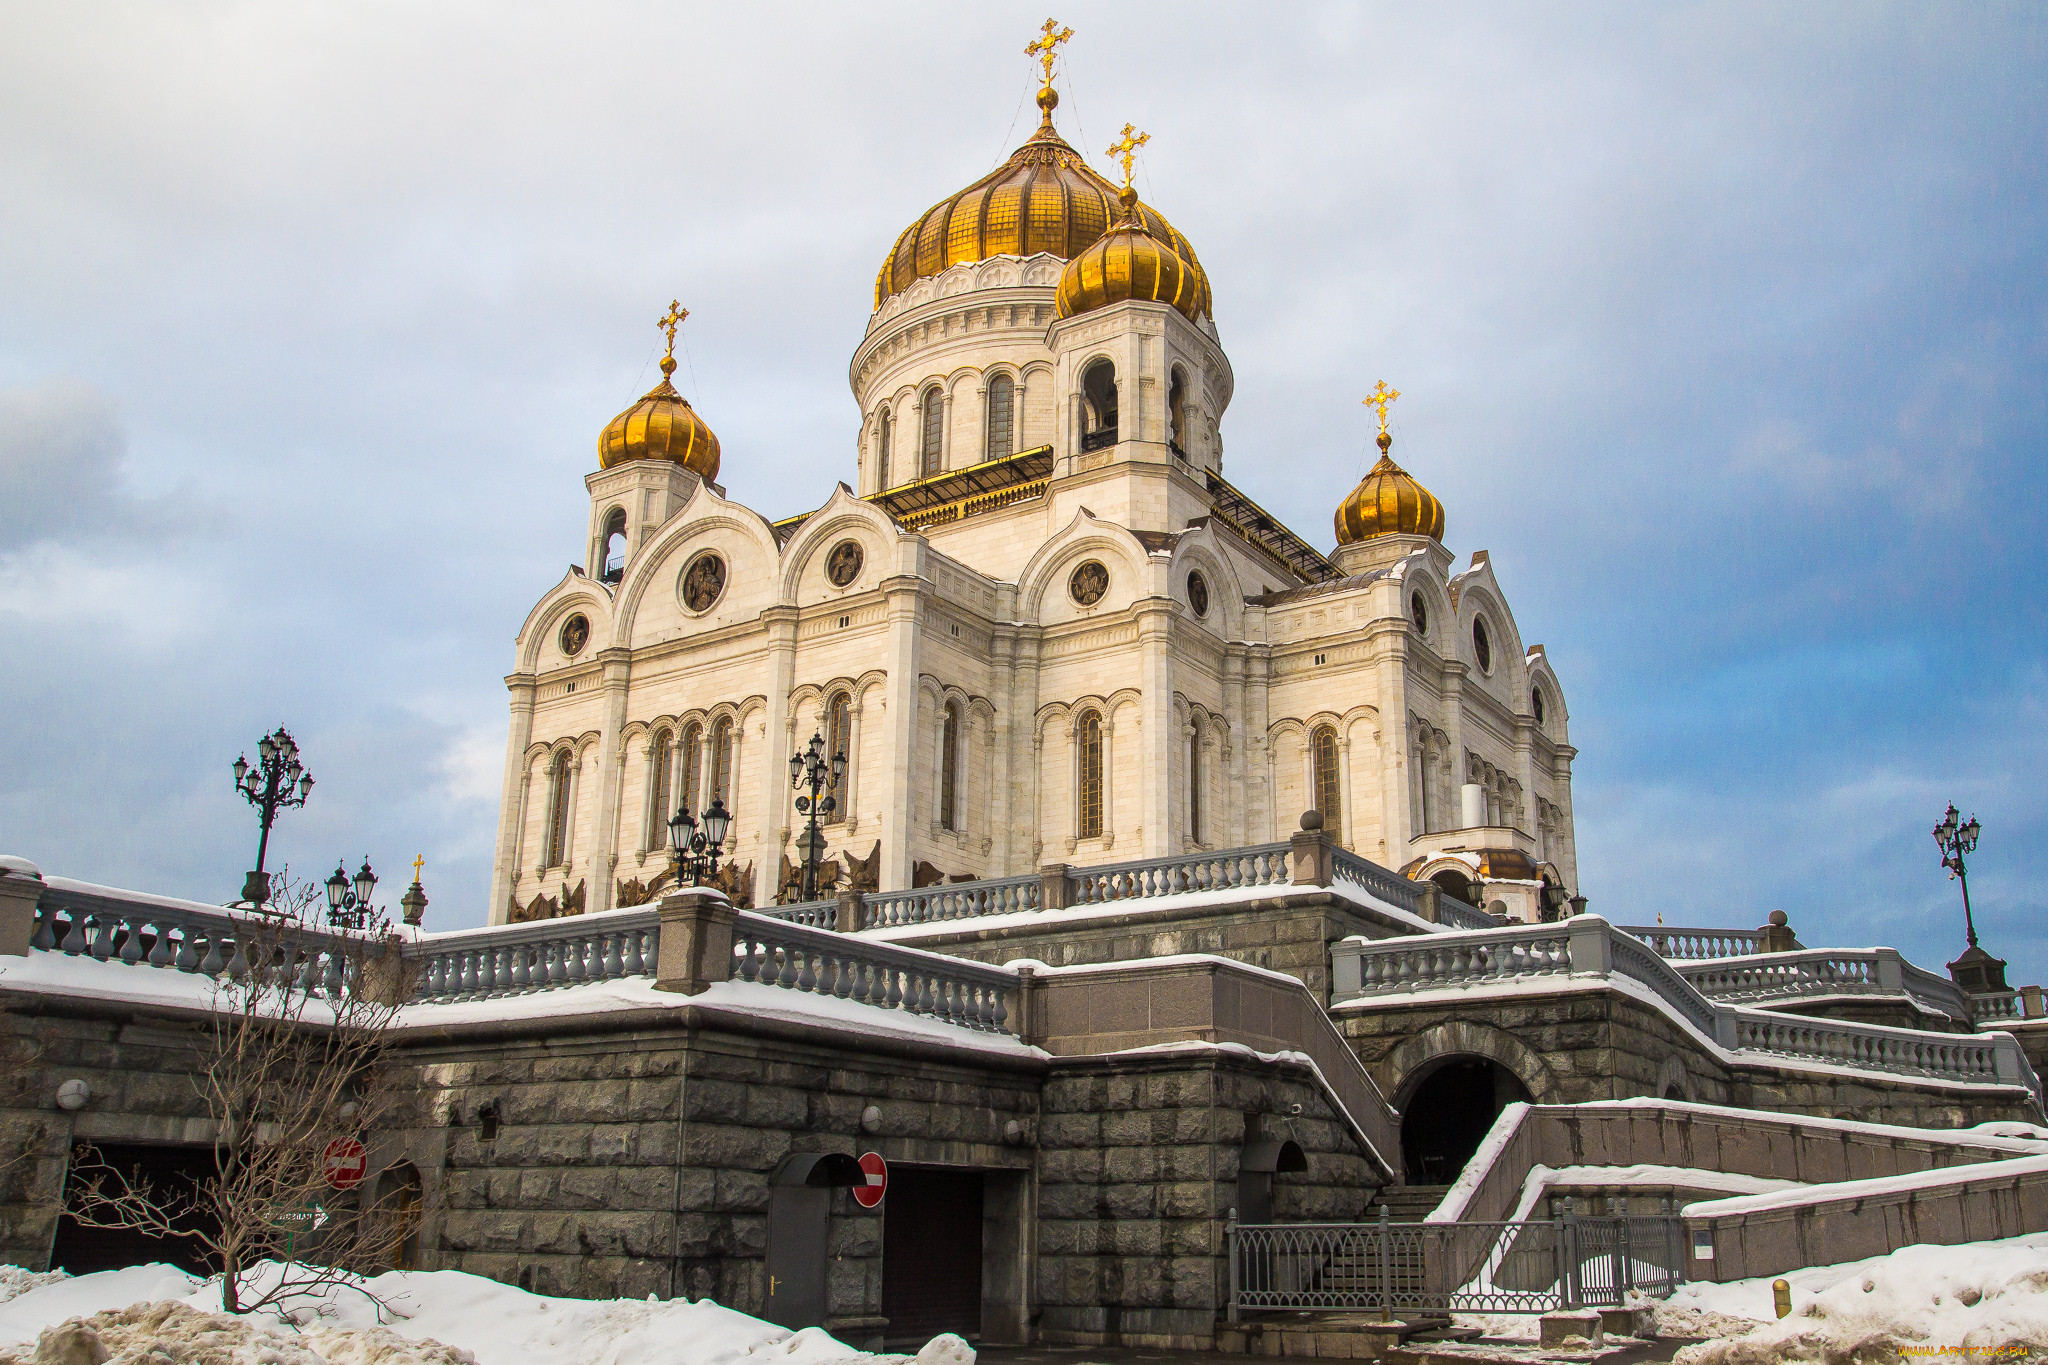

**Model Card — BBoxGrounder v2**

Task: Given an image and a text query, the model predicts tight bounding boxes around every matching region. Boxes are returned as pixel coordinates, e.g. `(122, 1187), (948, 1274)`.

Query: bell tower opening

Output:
(1081, 360), (1117, 450)
(600, 508), (627, 584)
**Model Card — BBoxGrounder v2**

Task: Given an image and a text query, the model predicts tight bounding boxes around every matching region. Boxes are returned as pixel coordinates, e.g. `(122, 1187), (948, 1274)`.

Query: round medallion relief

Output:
(1187, 570), (1210, 618)
(680, 552), (727, 613)
(558, 613), (590, 656)
(1068, 559), (1109, 607)
(826, 539), (864, 588)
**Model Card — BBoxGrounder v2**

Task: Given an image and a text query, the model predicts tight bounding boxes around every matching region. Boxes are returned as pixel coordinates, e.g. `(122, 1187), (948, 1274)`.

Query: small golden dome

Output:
(874, 110), (1211, 318)
(599, 357), (720, 479)
(1334, 432), (1446, 545)
(1054, 187), (1201, 321)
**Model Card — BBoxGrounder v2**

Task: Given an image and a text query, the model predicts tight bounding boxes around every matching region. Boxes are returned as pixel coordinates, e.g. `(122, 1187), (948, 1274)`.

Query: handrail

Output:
(864, 874), (1039, 929)
(1615, 925), (1767, 960)
(1673, 947), (1972, 1024)
(1070, 844), (1291, 906)
(406, 908), (658, 1002)
(761, 899), (837, 929)
(730, 910), (1016, 1033)
(1329, 848), (1432, 919)
(1331, 917), (2041, 1099)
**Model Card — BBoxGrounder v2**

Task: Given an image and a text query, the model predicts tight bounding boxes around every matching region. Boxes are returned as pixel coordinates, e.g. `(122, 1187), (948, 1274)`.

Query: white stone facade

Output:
(488, 258), (1578, 924)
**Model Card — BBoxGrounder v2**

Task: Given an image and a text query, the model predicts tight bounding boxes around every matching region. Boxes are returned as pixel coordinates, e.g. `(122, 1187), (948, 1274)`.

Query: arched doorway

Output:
(371, 1162), (424, 1270)
(1429, 869), (1480, 908)
(1399, 1057), (1530, 1185)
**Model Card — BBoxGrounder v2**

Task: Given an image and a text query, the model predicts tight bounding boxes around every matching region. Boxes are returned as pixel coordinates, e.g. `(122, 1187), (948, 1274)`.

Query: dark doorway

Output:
(765, 1153), (863, 1331)
(52, 1143), (220, 1275)
(1400, 1059), (1530, 1185)
(370, 1163), (425, 1271)
(882, 1166), (983, 1345)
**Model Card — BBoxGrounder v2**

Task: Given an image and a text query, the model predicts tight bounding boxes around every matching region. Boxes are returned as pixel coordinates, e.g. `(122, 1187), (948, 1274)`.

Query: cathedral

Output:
(487, 38), (1580, 925)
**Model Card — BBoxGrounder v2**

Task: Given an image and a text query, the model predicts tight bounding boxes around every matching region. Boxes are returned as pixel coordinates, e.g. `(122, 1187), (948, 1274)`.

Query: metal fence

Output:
(1227, 1208), (1684, 1319)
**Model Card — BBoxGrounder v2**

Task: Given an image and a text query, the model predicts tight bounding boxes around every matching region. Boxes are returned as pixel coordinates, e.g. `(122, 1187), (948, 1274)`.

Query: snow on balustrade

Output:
(731, 913), (1015, 1033)
(29, 889), (374, 996)
(863, 873), (1040, 928)
(409, 908), (658, 1001)
(1070, 843), (1291, 904)
(1617, 925), (1768, 960)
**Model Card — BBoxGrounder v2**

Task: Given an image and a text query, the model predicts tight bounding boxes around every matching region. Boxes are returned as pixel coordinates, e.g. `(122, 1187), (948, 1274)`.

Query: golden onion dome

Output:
(1335, 432), (1446, 545)
(599, 356), (720, 479)
(1054, 187), (1201, 321)
(874, 94), (1211, 318)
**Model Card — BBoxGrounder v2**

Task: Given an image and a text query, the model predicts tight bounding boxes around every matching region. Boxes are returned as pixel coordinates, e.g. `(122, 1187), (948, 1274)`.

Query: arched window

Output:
(1081, 360), (1117, 450)
(710, 717), (734, 807)
(601, 509), (628, 584)
(939, 701), (961, 831)
(1187, 723), (1202, 845)
(875, 407), (892, 489)
(825, 693), (851, 825)
(678, 722), (704, 816)
(1077, 711), (1104, 839)
(544, 750), (573, 868)
(1531, 686), (1546, 726)
(985, 373), (1014, 461)
(919, 386), (944, 478)
(1168, 368), (1187, 455)
(645, 728), (672, 851)
(1472, 616), (1493, 673)
(1311, 724), (1341, 832)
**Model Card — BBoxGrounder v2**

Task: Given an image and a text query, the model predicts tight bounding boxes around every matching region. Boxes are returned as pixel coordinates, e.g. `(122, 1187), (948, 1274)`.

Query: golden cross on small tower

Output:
(1363, 380), (1401, 439)
(658, 300), (688, 363)
(1025, 18), (1072, 93)
(411, 855), (425, 885)
(1106, 123), (1149, 192)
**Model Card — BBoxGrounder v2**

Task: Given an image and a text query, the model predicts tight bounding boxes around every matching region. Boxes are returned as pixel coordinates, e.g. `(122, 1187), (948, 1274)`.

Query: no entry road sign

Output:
(323, 1137), (368, 1190)
(853, 1151), (888, 1208)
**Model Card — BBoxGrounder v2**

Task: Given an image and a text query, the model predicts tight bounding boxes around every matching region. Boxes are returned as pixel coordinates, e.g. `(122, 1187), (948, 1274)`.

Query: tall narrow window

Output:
(825, 693), (851, 824)
(919, 386), (944, 478)
(1311, 725), (1341, 832)
(985, 373), (1014, 461)
(1081, 361), (1117, 450)
(1168, 369), (1187, 455)
(678, 722), (704, 815)
(1077, 711), (1104, 840)
(1187, 726), (1202, 845)
(544, 750), (573, 868)
(875, 407), (892, 489)
(710, 717), (734, 806)
(939, 701), (961, 831)
(646, 728), (673, 850)
(601, 509), (628, 584)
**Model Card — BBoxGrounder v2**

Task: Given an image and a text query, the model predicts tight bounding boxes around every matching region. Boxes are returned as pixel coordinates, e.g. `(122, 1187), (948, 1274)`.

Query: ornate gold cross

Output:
(1364, 380), (1401, 438)
(658, 300), (688, 361)
(1107, 123), (1150, 192)
(411, 854), (425, 885)
(1026, 18), (1072, 91)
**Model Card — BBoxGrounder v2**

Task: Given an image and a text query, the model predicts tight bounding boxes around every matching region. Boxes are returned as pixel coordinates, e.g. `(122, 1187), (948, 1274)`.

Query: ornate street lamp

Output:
(323, 858), (379, 931)
(1934, 802), (2007, 995)
(668, 798), (732, 888)
(232, 726), (314, 908)
(788, 731), (846, 902)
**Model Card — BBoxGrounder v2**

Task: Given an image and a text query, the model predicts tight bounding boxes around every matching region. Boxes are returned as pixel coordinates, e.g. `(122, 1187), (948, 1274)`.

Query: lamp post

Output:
(668, 797), (732, 889)
(1933, 802), (1984, 949)
(788, 731), (846, 903)
(232, 727), (314, 908)
(323, 858), (379, 931)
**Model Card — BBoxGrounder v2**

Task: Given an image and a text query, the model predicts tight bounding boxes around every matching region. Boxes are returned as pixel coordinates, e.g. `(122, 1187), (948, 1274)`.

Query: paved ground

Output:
(981, 1337), (1702, 1365)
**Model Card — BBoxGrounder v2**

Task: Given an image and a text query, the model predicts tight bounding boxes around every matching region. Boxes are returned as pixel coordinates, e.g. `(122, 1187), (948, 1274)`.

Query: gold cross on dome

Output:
(1107, 124), (1150, 192)
(1026, 18), (1072, 91)
(1364, 380), (1401, 438)
(658, 300), (688, 362)
(412, 855), (425, 885)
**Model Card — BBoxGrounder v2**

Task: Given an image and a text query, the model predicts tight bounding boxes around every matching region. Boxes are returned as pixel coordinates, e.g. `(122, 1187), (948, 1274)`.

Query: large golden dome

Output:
(874, 101), (1211, 318)
(1055, 187), (1201, 322)
(600, 356), (721, 479)
(1335, 432), (1446, 545)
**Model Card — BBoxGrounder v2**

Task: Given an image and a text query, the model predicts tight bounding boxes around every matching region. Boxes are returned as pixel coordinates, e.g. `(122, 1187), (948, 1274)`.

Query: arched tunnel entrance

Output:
(1399, 1057), (1531, 1185)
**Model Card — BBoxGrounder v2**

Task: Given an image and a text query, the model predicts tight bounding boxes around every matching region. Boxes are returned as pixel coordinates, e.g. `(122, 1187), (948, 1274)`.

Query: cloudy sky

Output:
(1, 3), (2042, 978)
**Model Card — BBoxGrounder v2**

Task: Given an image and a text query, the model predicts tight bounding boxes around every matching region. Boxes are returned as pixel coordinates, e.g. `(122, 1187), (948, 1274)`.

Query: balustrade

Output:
(29, 892), (365, 995)
(407, 909), (658, 1002)
(729, 912), (1015, 1033)
(864, 874), (1039, 929)
(1070, 844), (1291, 905)
(1616, 925), (1768, 960)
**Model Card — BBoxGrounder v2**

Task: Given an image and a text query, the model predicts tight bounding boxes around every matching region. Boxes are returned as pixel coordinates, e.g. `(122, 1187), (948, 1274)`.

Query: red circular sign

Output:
(852, 1151), (888, 1208)
(323, 1137), (368, 1190)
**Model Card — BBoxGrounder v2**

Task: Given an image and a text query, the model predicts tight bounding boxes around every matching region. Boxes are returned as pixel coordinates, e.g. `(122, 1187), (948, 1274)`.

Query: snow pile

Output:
(0, 1262), (965, 1365)
(1663, 1232), (2048, 1363)
(0, 1267), (66, 1307)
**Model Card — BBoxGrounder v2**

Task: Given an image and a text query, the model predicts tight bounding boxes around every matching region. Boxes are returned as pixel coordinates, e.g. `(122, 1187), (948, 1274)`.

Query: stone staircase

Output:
(1364, 1183), (1451, 1221)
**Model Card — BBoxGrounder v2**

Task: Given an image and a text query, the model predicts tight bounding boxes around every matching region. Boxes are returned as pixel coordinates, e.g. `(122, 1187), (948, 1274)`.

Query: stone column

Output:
(1440, 660), (1467, 827)
(1014, 629), (1044, 871)
(490, 676), (538, 923)
(988, 625), (1016, 870)
(1138, 602), (1174, 856)
(1553, 745), (1580, 890)
(1222, 647), (1247, 848)
(1335, 733), (1355, 851)
(1101, 717), (1118, 849)
(0, 860), (43, 956)
(586, 649), (634, 914)
(1514, 717), (1539, 837)
(844, 694), (866, 833)
(1246, 645), (1273, 841)
(755, 607), (799, 908)
(878, 573), (926, 889)
(1374, 623), (1413, 863)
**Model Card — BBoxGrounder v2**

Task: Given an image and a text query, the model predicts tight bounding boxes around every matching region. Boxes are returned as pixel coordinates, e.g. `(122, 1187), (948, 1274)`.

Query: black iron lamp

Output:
(232, 726), (314, 908)
(1934, 802), (2007, 994)
(668, 797), (731, 888)
(324, 857), (378, 931)
(789, 730), (845, 903)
